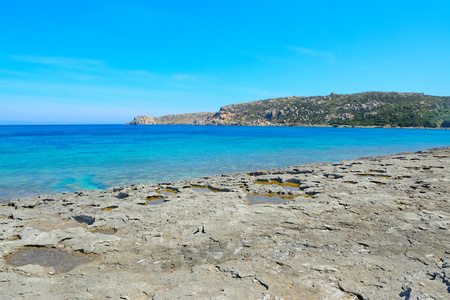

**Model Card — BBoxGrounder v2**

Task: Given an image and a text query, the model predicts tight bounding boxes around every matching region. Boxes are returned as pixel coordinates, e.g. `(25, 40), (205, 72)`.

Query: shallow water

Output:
(0, 125), (448, 202)
(254, 180), (300, 191)
(5, 247), (94, 273)
(247, 194), (294, 205)
(144, 197), (166, 205)
(190, 187), (215, 193)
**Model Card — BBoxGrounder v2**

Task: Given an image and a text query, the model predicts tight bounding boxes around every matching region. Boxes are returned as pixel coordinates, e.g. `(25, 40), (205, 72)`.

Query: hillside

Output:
(127, 92), (450, 128)
(154, 112), (214, 125)
(126, 112), (214, 125)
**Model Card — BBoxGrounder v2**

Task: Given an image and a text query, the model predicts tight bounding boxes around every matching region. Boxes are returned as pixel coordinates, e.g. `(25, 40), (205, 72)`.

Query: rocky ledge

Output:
(1, 148), (449, 299)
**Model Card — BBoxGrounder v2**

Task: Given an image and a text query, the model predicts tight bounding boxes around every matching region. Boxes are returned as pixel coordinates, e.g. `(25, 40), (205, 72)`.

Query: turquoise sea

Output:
(0, 125), (449, 202)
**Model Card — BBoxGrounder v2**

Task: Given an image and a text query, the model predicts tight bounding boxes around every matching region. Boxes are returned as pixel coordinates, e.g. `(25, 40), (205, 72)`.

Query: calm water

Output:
(0, 125), (449, 202)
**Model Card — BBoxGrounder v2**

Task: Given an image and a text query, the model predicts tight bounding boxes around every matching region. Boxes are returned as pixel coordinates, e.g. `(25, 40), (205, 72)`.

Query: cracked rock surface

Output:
(1, 147), (449, 299)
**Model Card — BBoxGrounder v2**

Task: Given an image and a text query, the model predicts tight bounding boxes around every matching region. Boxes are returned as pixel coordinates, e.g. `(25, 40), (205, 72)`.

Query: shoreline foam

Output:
(1, 147), (449, 299)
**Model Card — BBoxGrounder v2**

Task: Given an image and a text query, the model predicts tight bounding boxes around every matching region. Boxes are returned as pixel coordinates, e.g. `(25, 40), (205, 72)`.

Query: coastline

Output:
(125, 91), (450, 129)
(1, 147), (449, 299)
(4, 125), (449, 203)
(131, 122), (450, 129)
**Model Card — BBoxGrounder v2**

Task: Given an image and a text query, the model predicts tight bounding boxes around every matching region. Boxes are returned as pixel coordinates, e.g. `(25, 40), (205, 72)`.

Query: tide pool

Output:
(0, 125), (448, 202)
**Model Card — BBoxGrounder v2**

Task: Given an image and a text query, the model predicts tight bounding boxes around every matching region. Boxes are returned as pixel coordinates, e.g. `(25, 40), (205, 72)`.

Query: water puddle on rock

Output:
(369, 169), (386, 174)
(281, 186), (299, 191)
(144, 196), (165, 205)
(205, 186), (228, 192)
(192, 187), (213, 192)
(5, 247), (95, 273)
(101, 205), (118, 211)
(254, 180), (299, 191)
(156, 189), (178, 195)
(247, 194), (295, 205)
(187, 185), (216, 193)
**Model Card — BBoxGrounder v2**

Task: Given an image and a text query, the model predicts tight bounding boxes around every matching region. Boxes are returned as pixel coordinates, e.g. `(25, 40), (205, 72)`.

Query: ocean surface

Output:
(0, 125), (449, 202)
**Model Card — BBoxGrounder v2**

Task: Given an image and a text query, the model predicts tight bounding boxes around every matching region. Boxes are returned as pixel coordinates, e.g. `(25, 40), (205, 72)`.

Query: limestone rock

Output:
(1, 147), (449, 299)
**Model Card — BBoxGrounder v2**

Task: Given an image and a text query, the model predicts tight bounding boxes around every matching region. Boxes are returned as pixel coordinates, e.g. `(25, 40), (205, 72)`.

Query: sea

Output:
(0, 125), (449, 203)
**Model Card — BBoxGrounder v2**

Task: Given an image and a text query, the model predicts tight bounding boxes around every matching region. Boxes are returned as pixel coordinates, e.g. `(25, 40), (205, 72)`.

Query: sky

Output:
(1, 0), (449, 124)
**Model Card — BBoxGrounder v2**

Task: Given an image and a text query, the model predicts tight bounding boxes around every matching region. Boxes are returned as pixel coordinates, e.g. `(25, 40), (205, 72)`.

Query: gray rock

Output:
(1, 147), (449, 299)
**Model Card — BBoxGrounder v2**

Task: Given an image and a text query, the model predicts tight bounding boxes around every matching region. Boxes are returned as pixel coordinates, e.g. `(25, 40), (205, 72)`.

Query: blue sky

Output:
(1, 0), (449, 124)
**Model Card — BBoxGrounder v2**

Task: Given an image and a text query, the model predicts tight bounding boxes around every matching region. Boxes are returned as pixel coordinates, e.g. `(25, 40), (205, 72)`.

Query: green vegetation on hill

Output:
(154, 112), (213, 125)
(209, 92), (450, 128)
(127, 92), (450, 128)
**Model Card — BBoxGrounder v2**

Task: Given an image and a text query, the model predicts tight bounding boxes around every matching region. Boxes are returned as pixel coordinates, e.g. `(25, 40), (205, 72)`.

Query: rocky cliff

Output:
(126, 92), (450, 128)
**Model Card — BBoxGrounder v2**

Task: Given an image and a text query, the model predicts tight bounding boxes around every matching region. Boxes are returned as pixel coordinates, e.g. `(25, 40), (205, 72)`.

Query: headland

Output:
(126, 92), (450, 128)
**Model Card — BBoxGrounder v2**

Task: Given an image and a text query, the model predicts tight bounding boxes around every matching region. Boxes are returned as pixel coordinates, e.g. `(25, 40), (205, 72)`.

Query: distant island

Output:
(126, 92), (450, 128)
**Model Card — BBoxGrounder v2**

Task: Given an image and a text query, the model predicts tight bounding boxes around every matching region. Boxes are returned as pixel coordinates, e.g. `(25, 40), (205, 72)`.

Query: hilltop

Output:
(127, 92), (450, 128)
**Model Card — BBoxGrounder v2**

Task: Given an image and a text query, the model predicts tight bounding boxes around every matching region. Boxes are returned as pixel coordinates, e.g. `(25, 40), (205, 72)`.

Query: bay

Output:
(0, 124), (449, 202)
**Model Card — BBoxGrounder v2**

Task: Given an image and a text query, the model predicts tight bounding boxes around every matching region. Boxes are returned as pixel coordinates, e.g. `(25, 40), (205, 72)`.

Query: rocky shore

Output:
(1, 148), (449, 299)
